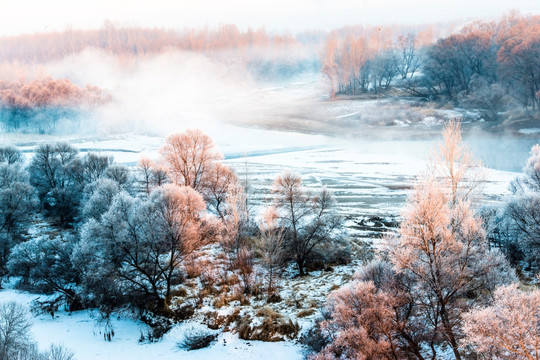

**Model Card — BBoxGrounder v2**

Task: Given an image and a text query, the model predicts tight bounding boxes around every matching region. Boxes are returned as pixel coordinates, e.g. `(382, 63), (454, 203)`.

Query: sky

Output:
(0, 0), (539, 36)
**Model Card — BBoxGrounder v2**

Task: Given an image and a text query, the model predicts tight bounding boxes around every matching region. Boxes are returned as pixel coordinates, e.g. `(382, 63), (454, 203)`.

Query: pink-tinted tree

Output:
(463, 283), (540, 360)
(384, 121), (515, 360)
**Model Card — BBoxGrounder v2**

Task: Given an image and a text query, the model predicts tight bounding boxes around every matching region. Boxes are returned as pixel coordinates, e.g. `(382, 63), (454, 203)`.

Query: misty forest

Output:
(0, 2), (540, 360)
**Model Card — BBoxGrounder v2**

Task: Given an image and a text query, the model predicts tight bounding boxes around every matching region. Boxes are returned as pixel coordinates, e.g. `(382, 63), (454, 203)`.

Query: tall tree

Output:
(385, 121), (514, 360)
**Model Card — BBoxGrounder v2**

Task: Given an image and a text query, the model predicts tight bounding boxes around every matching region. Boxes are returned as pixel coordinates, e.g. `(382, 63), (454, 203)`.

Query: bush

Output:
(179, 328), (218, 350)
(236, 309), (300, 341)
(42, 344), (76, 360)
(204, 309), (241, 330)
(297, 308), (316, 318)
(300, 318), (330, 356)
(139, 313), (173, 342)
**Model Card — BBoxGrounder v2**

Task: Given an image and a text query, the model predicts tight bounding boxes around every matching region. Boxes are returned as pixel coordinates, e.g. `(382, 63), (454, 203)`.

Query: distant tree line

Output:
(0, 23), (320, 82)
(321, 13), (540, 119)
(0, 77), (108, 133)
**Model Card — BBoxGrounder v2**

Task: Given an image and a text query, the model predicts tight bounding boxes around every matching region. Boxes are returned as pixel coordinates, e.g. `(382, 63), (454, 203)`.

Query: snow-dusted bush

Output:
(463, 284), (540, 359)
(179, 327), (218, 350)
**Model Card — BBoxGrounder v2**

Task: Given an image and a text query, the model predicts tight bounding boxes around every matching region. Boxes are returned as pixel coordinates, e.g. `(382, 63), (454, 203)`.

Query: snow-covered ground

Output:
(0, 289), (302, 360)
(0, 123), (523, 360)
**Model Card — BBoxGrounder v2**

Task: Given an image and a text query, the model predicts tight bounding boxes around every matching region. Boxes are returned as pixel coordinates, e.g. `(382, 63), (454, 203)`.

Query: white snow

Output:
(0, 289), (303, 360)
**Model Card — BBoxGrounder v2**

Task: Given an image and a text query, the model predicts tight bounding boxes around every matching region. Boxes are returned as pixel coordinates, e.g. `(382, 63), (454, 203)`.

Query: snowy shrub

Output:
(42, 344), (76, 360)
(236, 308), (300, 341)
(300, 318), (331, 357)
(463, 284), (540, 359)
(179, 327), (218, 351)
(139, 313), (173, 342)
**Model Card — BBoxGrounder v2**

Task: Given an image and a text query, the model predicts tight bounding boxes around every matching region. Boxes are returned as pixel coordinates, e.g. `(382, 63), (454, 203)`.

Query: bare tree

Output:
(396, 34), (420, 79)
(0, 302), (32, 360)
(0, 146), (24, 165)
(137, 157), (169, 195)
(159, 129), (223, 192)
(159, 129), (239, 221)
(271, 171), (342, 275)
(256, 207), (284, 295)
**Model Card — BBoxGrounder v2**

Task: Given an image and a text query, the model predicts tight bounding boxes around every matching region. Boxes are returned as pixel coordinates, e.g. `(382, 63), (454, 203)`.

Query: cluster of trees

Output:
(310, 122), (540, 360)
(321, 26), (434, 98)
(322, 13), (540, 118)
(3, 125), (539, 357)
(0, 77), (108, 132)
(484, 143), (540, 272)
(1, 129), (347, 321)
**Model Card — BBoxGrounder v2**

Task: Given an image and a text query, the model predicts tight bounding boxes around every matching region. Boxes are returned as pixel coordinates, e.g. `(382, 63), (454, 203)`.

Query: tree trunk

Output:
(440, 302), (462, 360)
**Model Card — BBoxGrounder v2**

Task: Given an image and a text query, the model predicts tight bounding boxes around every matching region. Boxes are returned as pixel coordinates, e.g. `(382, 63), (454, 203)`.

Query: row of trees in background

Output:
(321, 13), (540, 118)
(0, 23), (320, 81)
(0, 129), (347, 318)
(0, 23), (298, 63)
(309, 122), (540, 360)
(321, 26), (434, 98)
(0, 77), (108, 132)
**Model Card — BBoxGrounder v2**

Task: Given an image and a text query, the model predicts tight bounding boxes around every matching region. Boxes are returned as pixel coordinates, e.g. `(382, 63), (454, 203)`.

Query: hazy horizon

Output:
(1, 0), (539, 36)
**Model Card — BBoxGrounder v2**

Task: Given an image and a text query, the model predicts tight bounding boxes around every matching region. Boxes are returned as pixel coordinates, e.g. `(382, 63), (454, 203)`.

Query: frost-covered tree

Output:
(312, 281), (407, 360)
(314, 121), (515, 360)
(384, 121), (515, 360)
(0, 146), (24, 165)
(75, 184), (207, 310)
(159, 129), (238, 220)
(67, 152), (111, 187)
(0, 302), (33, 360)
(105, 163), (132, 189)
(0, 150), (37, 287)
(312, 261), (428, 360)
(160, 129), (223, 192)
(8, 235), (82, 310)
(463, 283), (540, 360)
(505, 144), (540, 269)
(81, 178), (121, 220)
(0, 302), (74, 360)
(150, 184), (207, 303)
(271, 171), (342, 275)
(29, 143), (79, 226)
(0, 164), (37, 235)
